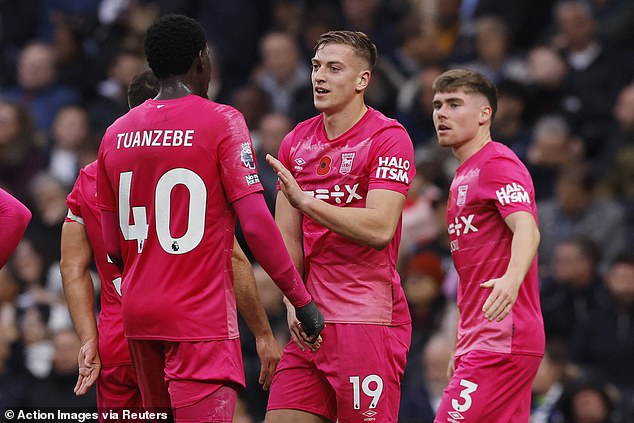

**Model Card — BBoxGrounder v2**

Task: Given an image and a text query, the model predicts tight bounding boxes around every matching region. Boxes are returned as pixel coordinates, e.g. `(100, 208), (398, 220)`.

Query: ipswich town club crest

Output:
(339, 152), (355, 175)
(241, 142), (256, 169)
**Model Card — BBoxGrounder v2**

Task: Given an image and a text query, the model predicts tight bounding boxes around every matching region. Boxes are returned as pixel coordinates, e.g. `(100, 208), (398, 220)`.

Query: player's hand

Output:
(74, 338), (101, 396)
(295, 300), (325, 344)
(255, 333), (282, 390)
(480, 275), (521, 321)
(266, 154), (308, 210)
(285, 301), (322, 352)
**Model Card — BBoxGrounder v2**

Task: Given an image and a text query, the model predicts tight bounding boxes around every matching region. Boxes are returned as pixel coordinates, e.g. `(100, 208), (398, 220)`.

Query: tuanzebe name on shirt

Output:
(116, 129), (194, 149)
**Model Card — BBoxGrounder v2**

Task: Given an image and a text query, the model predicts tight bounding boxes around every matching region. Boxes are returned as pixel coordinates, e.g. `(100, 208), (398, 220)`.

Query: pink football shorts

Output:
(97, 364), (143, 422)
(434, 350), (542, 423)
(128, 338), (244, 416)
(267, 322), (411, 422)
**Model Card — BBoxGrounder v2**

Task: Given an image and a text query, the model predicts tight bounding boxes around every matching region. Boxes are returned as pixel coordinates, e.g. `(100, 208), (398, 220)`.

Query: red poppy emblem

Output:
(317, 156), (332, 176)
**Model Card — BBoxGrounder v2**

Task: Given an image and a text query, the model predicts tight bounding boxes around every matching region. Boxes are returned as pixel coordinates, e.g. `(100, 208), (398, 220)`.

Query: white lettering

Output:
(131, 131), (141, 147)
(152, 130), (163, 146)
(184, 130), (194, 146)
(142, 130), (152, 146)
(163, 129), (173, 146)
(115, 130), (195, 149)
(123, 132), (132, 148)
(172, 130), (183, 146)
(495, 182), (530, 206)
(448, 215), (478, 237)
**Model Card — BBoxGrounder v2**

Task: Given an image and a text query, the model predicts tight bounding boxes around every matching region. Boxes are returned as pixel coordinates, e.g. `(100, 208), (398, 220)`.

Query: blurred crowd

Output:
(0, 0), (632, 422)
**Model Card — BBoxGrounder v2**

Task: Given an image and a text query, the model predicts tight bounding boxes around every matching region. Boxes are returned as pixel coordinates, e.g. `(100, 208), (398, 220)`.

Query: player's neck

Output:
(322, 101), (368, 140)
(155, 78), (193, 100)
(453, 131), (491, 164)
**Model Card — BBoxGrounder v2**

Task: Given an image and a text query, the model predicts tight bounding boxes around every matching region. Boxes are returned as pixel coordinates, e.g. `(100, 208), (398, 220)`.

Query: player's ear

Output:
(356, 70), (371, 93)
(478, 106), (492, 125)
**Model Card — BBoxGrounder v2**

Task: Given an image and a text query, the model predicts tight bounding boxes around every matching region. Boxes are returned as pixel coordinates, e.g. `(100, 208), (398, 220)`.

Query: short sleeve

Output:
(479, 155), (536, 219)
(217, 107), (264, 203)
(367, 126), (416, 196)
(65, 177), (84, 224)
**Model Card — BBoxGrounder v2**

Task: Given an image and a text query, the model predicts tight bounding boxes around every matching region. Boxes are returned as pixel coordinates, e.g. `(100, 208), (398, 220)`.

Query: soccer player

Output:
(96, 15), (323, 421)
(264, 31), (415, 423)
(0, 188), (31, 268)
(431, 68), (544, 422)
(60, 70), (159, 411)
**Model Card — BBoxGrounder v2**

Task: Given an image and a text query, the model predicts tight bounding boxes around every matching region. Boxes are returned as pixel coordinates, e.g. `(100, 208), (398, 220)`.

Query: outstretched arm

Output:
(0, 189), (31, 268)
(233, 192), (324, 342)
(232, 238), (281, 390)
(60, 221), (101, 395)
(481, 211), (540, 321)
(267, 154), (405, 249)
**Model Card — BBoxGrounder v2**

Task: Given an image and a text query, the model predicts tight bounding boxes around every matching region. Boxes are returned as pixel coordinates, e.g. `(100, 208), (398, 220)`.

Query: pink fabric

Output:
(66, 161), (130, 367)
(233, 193), (311, 307)
(267, 323), (411, 422)
(276, 107), (414, 325)
(435, 351), (540, 423)
(0, 188), (31, 267)
(97, 364), (142, 413)
(97, 95), (262, 341)
(446, 141), (544, 357)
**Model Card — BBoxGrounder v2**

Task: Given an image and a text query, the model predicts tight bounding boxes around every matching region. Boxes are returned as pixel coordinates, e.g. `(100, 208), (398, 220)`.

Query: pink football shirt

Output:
(66, 161), (130, 367)
(97, 95), (263, 341)
(278, 107), (414, 325)
(446, 141), (544, 356)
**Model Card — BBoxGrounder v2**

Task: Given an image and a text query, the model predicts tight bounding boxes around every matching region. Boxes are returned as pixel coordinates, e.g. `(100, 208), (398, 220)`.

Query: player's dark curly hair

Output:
(144, 14), (206, 78)
(127, 69), (159, 108)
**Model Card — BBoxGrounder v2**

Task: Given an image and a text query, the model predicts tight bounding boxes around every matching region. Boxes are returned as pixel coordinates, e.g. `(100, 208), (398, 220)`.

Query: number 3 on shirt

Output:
(118, 169), (206, 254)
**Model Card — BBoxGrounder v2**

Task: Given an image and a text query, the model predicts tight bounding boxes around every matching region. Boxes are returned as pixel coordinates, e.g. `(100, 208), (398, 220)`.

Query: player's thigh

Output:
(434, 351), (541, 423)
(267, 337), (337, 422)
(97, 364), (143, 409)
(327, 323), (410, 423)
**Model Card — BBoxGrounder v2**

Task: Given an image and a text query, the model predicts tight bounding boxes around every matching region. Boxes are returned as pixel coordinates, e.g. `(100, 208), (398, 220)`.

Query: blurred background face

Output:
(21, 306), (48, 345)
(31, 174), (69, 225)
(18, 43), (56, 91)
(52, 329), (81, 375)
(530, 122), (570, 167)
(552, 242), (593, 287)
(261, 33), (299, 84)
(0, 103), (20, 145)
(606, 262), (634, 306)
(556, 176), (589, 216)
(528, 47), (567, 88)
(52, 106), (89, 150)
(109, 52), (145, 90)
(571, 389), (609, 423)
(556, 3), (596, 50)
(474, 17), (509, 64)
(614, 85), (634, 132)
(258, 113), (291, 154)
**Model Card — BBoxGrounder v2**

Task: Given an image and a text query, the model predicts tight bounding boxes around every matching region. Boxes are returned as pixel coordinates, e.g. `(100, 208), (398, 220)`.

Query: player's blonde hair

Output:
(314, 30), (377, 70)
